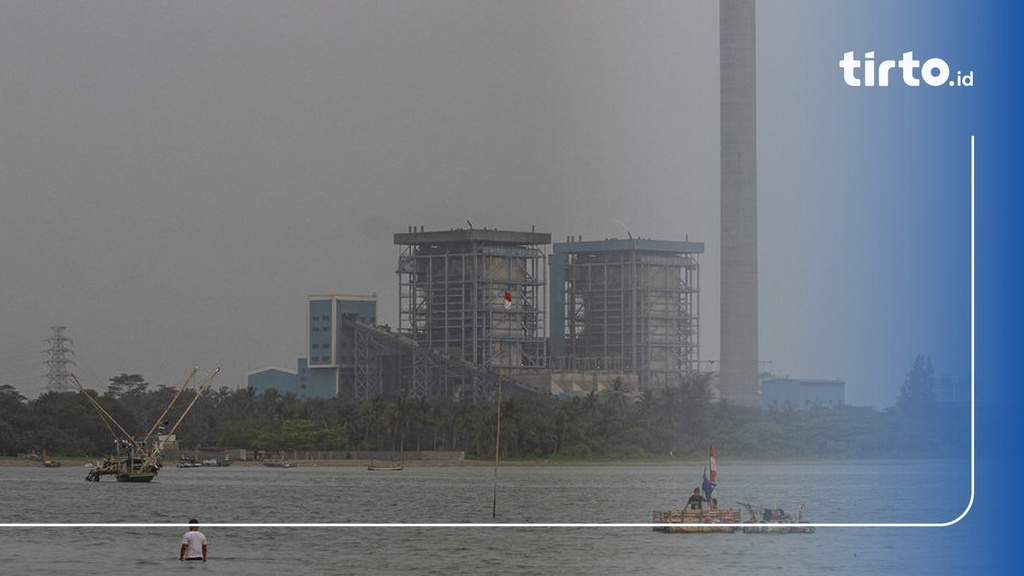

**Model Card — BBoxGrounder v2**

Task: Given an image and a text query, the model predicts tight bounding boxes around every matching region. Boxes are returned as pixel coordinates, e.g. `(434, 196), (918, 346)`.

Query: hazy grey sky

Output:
(0, 1), (970, 407)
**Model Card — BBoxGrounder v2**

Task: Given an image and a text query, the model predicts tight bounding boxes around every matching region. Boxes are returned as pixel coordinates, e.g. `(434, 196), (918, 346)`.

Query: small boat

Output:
(653, 444), (740, 533)
(367, 459), (404, 471)
(738, 502), (814, 533)
(203, 458), (233, 467)
(86, 452), (160, 483)
(39, 453), (61, 467)
(262, 460), (295, 468)
(178, 458), (203, 468)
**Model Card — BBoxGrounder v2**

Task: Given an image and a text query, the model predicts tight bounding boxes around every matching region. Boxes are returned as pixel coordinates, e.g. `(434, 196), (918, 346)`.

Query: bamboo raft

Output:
(652, 507), (742, 533)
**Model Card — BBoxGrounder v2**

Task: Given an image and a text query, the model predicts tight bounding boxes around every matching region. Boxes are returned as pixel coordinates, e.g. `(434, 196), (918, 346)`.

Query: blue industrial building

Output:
(248, 294), (377, 399)
(761, 378), (845, 412)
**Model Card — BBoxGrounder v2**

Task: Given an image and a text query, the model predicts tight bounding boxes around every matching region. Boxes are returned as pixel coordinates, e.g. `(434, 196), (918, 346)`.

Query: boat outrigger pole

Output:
(148, 367), (220, 461)
(141, 365), (199, 448)
(70, 374), (146, 454)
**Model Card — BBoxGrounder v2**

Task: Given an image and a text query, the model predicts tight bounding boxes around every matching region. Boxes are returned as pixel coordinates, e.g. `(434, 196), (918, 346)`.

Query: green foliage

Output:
(0, 356), (970, 461)
(897, 355), (936, 416)
(105, 373), (149, 399)
(0, 385), (30, 456)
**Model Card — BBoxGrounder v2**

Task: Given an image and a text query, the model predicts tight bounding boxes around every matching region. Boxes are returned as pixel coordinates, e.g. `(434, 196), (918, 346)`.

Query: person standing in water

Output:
(180, 518), (207, 562)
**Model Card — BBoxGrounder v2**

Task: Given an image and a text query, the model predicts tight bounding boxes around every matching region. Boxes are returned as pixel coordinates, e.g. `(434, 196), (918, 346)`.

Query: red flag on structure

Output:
(709, 444), (717, 483)
(504, 290), (512, 309)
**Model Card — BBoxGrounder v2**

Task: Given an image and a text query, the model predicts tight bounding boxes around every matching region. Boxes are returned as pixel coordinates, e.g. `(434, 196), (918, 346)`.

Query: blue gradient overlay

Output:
(759, 0), (1019, 571)
(970, 1), (1023, 572)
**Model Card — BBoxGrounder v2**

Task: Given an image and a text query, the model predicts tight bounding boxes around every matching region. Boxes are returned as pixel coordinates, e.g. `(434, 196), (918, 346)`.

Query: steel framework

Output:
(395, 228), (550, 376)
(553, 239), (702, 391)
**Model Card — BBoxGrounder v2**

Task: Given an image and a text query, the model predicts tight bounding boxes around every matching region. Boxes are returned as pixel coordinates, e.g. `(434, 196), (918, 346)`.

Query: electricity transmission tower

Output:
(44, 326), (76, 392)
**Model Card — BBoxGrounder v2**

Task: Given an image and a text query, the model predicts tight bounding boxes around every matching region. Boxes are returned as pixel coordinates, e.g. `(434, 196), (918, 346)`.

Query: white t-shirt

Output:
(181, 530), (207, 559)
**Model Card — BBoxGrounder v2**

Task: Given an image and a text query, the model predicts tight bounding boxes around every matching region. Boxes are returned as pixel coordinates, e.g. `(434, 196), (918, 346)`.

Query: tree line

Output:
(0, 356), (968, 461)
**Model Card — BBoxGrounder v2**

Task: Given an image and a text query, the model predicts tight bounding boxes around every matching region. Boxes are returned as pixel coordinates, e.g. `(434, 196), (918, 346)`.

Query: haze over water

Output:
(1, 461), (970, 575)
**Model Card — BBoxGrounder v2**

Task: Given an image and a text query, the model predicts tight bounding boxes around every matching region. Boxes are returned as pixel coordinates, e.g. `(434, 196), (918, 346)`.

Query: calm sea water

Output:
(0, 461), (972, 575)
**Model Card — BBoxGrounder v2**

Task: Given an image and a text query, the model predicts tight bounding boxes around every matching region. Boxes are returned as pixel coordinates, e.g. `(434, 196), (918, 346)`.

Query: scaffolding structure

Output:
(395, 227), (550, 377)
(550, 238), (703, 391)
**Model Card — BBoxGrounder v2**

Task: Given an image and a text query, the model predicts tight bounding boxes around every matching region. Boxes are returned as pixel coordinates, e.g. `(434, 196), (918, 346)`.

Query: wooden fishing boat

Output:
(738, 502), (815, 533)
(367, 459), (404, 471)
(86, 451), (160, 483)
(262, 460), (295, 468)
(72, 367), (220, 483)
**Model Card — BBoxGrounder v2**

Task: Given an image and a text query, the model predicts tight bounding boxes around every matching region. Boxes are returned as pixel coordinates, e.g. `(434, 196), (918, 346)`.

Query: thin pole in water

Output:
(492, 371), (502, 519)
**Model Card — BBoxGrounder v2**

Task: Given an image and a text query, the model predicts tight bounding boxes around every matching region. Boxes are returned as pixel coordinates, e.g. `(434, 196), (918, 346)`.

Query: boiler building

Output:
(548, 237), (703, 392)
(394, 227), (550, 374)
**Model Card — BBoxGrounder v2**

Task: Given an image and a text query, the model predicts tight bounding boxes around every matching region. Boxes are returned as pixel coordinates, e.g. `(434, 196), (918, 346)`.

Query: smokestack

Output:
(720, 0), (760, 408)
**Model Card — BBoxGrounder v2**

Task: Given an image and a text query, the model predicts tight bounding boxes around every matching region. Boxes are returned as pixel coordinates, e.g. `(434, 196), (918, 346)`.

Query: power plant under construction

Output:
(249, 226), (706, 404)
(250, 1), (764, 408)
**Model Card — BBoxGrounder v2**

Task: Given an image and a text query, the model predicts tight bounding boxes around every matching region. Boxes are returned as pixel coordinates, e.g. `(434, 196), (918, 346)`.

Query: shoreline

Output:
(1, 455), (935, 468)
(0, 456), (683, 468)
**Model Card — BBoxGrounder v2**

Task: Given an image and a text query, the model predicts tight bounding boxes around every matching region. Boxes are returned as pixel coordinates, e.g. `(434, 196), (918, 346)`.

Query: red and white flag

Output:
(503, 290), (512, 309)
(702, 443), (718, 503)
(709, 443), (717, 483)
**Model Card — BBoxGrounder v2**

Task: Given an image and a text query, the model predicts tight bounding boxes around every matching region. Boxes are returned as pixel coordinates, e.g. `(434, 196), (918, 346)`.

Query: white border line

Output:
(0, 138), (976, 530)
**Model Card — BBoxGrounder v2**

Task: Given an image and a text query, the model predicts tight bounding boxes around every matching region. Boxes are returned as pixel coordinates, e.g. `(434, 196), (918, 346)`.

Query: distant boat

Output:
(203, 458), (233, 467)
(367, 459), (404, 471)
(368, 446), (404, 471)
(262, 460), (295, 468)
(42, 458), (61, 468)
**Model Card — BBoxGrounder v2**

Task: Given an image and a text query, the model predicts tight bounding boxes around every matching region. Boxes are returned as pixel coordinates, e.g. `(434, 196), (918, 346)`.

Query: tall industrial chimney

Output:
(719, 0), (760, 407)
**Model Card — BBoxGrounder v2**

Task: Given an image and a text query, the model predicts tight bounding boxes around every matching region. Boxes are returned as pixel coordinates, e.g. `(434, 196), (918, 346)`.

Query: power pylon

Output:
(44, 326), (76, 392)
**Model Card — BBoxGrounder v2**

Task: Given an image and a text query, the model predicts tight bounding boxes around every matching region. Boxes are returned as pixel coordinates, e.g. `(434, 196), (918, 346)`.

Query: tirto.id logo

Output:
(840, 51), (973, 87)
